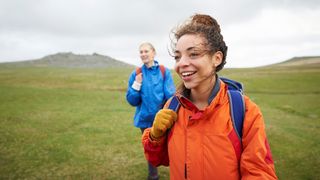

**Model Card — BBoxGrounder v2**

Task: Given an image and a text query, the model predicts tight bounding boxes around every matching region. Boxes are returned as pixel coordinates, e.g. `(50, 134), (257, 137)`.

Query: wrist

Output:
(132, 81), (141, 91)
(150, 128), (162, 140)
(150, 132), (158, 141)
(147, 130), (165, 146)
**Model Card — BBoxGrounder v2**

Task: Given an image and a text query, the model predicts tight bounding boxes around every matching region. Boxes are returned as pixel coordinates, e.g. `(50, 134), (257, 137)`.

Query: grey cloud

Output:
(0, 0), (319, 67)
(1, 0), (318, 37)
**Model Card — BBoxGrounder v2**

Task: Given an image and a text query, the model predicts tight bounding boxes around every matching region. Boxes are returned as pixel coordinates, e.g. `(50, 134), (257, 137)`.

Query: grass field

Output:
(0, 65), (319, 179)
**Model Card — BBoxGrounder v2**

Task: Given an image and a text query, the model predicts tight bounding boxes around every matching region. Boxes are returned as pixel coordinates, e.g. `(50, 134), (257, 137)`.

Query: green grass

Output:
(0, 65), (319, 179)
(220, 66), (320, 179)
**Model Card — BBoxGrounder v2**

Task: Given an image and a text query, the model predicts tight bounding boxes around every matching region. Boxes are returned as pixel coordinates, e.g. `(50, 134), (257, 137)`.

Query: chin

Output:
(183, 82), (196, 89)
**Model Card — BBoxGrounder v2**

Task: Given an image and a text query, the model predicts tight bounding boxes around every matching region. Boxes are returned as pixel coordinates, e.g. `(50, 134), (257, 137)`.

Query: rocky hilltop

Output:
(1, 52), (134, 68)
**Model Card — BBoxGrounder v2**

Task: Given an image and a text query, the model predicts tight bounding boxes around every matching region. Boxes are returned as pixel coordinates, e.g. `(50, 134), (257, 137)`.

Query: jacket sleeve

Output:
(163, 68), (176, 101)
(126, 71), (142, 106)
(240, 96), (278, 180)
(142, 128), (169, 167)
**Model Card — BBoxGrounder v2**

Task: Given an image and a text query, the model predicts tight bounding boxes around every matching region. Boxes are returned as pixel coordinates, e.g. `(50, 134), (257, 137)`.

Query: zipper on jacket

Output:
(184, 127), (188, 179)
(184, 116), (190, 179)
(185, 163), (187, 179)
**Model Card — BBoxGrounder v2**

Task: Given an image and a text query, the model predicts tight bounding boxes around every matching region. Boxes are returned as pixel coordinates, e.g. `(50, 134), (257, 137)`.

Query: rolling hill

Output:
(268, 56), (320, 68)
(0, 52), (135, 68)
(1, 53), (319, 69)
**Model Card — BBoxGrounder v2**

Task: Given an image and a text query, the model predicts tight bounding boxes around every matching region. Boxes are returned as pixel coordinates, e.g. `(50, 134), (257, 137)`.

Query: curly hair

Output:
(171, 14), (228, 72)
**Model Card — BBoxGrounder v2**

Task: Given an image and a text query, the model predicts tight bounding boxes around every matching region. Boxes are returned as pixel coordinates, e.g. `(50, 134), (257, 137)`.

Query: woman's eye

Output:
(140, 50), (148, 54)
(174, 56), (181, 62)
(190, 53), (200, 59)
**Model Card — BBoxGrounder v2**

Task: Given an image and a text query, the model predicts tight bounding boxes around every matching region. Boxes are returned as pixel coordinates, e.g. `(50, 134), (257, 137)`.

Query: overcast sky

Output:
(0, 0), (319, 68)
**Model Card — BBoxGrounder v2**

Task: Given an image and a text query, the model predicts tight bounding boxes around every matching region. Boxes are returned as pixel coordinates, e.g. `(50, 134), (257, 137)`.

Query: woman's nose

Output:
(177, 56), (190, 66)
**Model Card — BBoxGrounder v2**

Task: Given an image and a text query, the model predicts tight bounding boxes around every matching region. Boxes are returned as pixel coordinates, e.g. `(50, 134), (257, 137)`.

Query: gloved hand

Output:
(150, 109), (177, 140)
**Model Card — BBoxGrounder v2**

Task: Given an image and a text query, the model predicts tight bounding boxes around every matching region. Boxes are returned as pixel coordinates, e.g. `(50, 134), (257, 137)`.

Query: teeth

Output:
(181, 71), (195, 77)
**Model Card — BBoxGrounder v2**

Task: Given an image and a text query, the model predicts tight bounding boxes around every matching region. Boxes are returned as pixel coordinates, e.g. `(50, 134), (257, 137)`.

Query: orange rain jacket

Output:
(142, 80), (277, 180)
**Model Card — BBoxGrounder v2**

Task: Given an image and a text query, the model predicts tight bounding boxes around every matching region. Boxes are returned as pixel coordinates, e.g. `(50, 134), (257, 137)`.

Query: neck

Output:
(190, 75), (216, 110)
(145, 61), (154, 68)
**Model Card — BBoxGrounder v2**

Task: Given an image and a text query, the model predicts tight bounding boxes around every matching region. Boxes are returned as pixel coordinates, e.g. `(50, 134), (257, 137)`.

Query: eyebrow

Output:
(175, 46), (202, 53)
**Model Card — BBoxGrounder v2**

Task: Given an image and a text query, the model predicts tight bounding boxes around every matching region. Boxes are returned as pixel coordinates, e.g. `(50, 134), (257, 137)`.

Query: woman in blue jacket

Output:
(126, 42), (176, 180)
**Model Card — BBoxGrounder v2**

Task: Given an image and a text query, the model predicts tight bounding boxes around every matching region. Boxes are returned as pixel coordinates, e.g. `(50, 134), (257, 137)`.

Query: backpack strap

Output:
(167, 96), (180, 112)
(220, 77), (245, 140)
(135, 67), (142, 75)
(220, 77), (243, 93)
(227, 90), (245, 139)
(159, 65), (166, 78)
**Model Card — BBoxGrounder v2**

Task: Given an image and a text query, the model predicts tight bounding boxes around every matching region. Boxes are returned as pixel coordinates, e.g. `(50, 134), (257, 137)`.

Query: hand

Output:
(150, 109), (177, 140)
(135, 73), (142, 83)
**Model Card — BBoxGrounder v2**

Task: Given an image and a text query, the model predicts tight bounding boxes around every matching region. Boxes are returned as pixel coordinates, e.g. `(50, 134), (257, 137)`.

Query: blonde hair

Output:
(139, 42), (156, 53)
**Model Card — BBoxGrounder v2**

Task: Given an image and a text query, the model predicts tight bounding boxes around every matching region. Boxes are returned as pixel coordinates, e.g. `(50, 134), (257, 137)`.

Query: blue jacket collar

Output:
(142, 60), (159, 69)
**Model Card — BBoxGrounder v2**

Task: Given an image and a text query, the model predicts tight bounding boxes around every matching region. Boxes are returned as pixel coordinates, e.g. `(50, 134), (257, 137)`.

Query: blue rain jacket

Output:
(126, 61), (176, 128)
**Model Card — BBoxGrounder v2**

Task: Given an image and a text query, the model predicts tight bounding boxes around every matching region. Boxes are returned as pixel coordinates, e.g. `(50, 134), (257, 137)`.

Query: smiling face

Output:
(139, 44), (155, 67)
(174, 34), (222, 91)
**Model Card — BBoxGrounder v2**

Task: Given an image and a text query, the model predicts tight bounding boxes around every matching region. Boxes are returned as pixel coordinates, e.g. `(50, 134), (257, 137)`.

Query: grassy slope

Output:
(219, 66), (320, 179)
(0, 65), (319, 179)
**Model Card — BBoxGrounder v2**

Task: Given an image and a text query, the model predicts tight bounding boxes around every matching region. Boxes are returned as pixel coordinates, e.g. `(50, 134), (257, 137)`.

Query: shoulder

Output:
(159, 65), (173, 76)
(129, 69), (137, 77)
(159, 65), (170, 71)
(243, 95), (264, 126)
(244, 96), (261, 113)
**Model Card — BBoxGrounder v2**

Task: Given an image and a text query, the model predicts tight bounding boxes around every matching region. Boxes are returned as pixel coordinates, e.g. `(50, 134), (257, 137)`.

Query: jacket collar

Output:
(176, 76), (226, 112)
(208, 75), (220, 104)
(142, 60), (159, 69)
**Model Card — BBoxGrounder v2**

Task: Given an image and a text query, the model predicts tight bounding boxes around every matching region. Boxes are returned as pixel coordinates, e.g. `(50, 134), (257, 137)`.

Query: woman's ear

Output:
(212, 51), (223, 68)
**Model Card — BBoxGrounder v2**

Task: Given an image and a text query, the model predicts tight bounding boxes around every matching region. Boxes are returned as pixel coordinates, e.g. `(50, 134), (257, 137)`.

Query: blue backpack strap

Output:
(166, 96), (180, 133)
(221, 77), (245, 140)
(220, 77), (244, 93)
(167, 95), (180, 112)
(227, 90), (245, 139)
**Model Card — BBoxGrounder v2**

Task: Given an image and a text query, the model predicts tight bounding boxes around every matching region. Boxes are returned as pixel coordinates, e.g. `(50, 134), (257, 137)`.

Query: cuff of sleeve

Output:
(132, 81), (141, 91)
(142, 128), (166, 146)
(149, 135), (166, 146)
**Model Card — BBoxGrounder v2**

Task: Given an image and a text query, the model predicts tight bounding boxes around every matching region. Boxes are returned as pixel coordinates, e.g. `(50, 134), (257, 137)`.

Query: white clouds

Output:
(223, 7), (320, 67)
(0, 0), (319, 68)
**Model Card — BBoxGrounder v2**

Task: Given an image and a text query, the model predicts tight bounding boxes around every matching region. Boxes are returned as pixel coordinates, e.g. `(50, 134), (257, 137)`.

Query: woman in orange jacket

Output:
(142, 14), (278, 179)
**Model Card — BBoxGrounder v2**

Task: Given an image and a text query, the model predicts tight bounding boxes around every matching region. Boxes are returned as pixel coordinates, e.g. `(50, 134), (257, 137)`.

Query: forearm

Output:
(142, 128), (169, 166)
(126, 88), (141, 106)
